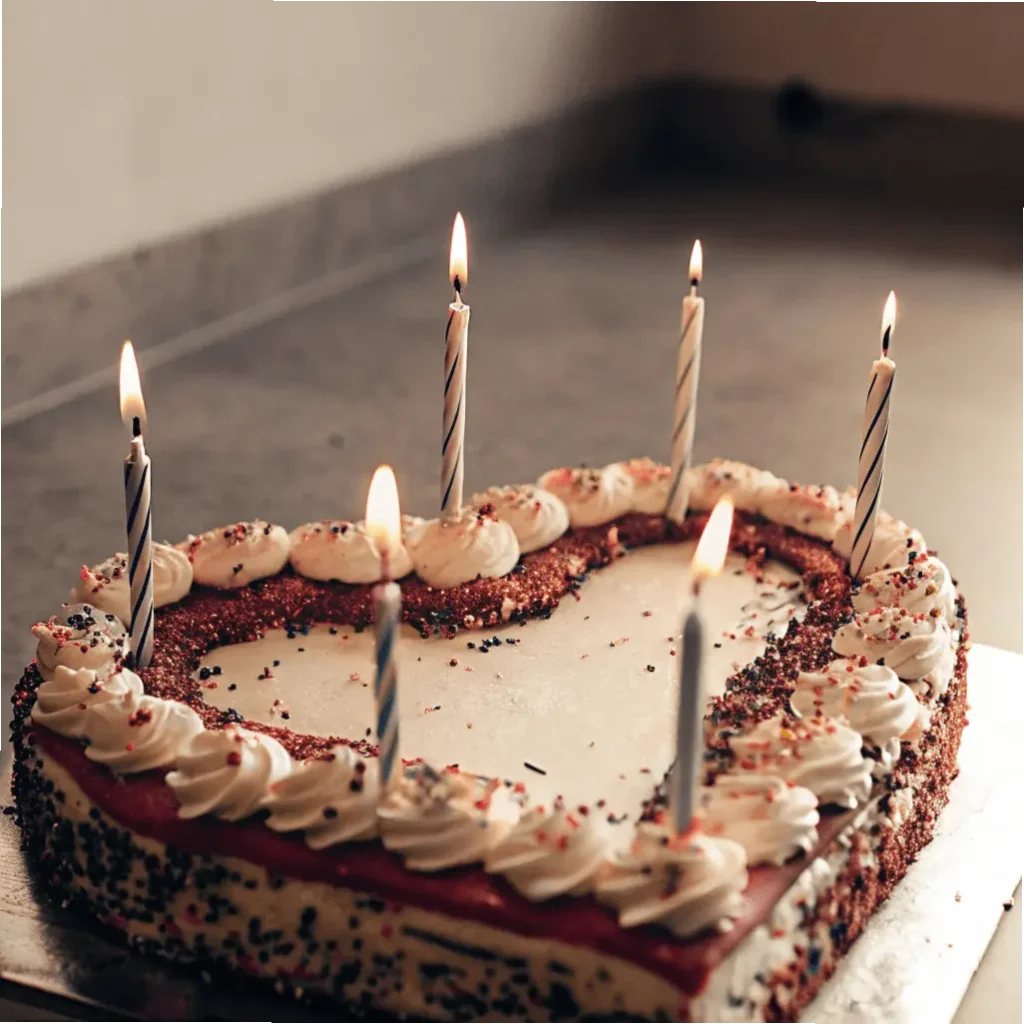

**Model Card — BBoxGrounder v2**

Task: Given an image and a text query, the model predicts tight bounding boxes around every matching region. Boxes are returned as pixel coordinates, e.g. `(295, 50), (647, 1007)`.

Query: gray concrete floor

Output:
(2, 182), (1020, 1020)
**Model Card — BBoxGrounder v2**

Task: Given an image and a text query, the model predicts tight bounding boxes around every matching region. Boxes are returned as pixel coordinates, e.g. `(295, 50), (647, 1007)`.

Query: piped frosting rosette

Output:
(178, 521), (291, 588)
(700, 773), (819, 866)
(596, 821), (748, 938)
(729, 713), (873, 809)
(32, 665), (143, 739)
(406, 507), (520, 589)
(791, 658), (927, 768)
(289, 515), (421, 583)
(71, 545), (193, 624)
(485, 795), (610, 900)
(852, 555), (957, 626)
(264, 745), (379, 848)
(84, 691), (203, 773)
(536, 465), (634, 527)
(832, 605), (955, 699)
(378, 765), (518, 872)
(471, 486), (569, 554)
(32, 603), (128, 679)
(166, 726), (292, 822)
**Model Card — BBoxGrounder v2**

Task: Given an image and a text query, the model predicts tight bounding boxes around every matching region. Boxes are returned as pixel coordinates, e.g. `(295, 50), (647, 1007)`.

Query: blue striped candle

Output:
(851, 292), (897, 579)
(366, 466), (403, 784)
(119, 342), (154, 668)
(441, 213), (470, 520)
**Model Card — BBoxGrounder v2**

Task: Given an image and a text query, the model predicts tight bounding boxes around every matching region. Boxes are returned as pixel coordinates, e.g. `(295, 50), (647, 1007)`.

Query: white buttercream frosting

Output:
(378, 766), (517, 872)
(84, 692), (203, 773)
(730, 714), (873, 809)
(596, 822), (748, 938)
(852, 555), (957, 626)
(32, 665), (143, 739)
(484, 796), (611, 901)
(179, 521), (291, 588)
(701, 774), (820, 866)
(792, 658), (926, 758)
(71, 544), (193, 623)
(288, 516), (419, 583)
(686, 460), (786, 515)
(832, 606), (956, 697)
(166, 726), (292, 822)
(407, 508), (520, 589)
(471, 485), (569, 554)
(264, 745), (379, 848)
(536, 464), (634, 527)
(32, 603), (128, 680)
(833, 504), (928, 580)
(757, 483), (844, 542)
(619, 458), (672, 516)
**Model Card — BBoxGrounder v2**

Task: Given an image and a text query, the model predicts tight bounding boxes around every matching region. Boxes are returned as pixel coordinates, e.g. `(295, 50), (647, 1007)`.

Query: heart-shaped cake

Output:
(11, 458), (968, 1021)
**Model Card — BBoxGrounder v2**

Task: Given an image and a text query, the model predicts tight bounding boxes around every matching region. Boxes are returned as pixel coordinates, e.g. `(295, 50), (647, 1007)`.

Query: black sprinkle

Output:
(523, 761), (547, 776)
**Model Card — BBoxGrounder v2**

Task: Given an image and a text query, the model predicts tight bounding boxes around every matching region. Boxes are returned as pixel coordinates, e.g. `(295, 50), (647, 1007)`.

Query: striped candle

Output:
(119, 343), (154, 668)
(851, 292), (897, 579)
(441, 213), (470, 520)
(366, 466), (403, 784)
(666, 240), (705, 524)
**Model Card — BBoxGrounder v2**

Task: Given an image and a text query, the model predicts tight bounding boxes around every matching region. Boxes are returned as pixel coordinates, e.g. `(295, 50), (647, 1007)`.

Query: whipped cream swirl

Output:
(832, 606), (955, 697)
(378, 766), (517, 872)
(852, 555), (957, 626)
(729, 713), (872, 808)
(619, 458), (672, 516)
(407, 508), (520, 589)
(686, 460), (785, 515)
(833, 508), (928, 580)
(179, 521), (291, 588)
(485, 796), (610, 901)
(264, 745), (379, 848)
(32, 665), (143, 739)
(166, 726), (292, 822)
(289, 516), (419, 583)
(758, 483), (844, 542)
(471, 486), (569, 554)
(71, 544), (193, 624)
(536, 464), (634, 527)
(596, 822), (748, 938)
(32, 603), (128, 679)
(701, 774), (819, 866)
(84, 692), (202, 773)
(792, 658), (926, 759)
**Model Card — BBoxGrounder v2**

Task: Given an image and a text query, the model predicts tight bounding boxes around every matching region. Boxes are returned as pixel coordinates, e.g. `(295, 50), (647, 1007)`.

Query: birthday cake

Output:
(9, 456), (968, 1022)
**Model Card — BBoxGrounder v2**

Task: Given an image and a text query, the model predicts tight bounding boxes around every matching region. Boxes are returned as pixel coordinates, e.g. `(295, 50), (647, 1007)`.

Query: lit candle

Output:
(365, 465), (403, 784)
(666, 240), (705, 524)
(441, 212), (470, 520)
(118, 342), (154, 669)
(851, 292), (897, 579)
(673, 496), (734, 833)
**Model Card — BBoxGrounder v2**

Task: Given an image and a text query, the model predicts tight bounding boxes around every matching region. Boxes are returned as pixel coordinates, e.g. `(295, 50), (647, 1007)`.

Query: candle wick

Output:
(132, 415), (142, 438)
(881, 326), (892, 358)
(380, 546), (391, 584)
(689, 278), (699, 296)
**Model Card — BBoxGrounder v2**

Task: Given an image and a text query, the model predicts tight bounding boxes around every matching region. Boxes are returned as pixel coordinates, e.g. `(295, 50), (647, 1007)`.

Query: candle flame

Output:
(365, 465), (402, 552)
(692, 497), (733, 587)
(881, 291), (897, 355)
(449, 212), (468, 291)
(689, 240), (703, 284)
(118, 341), (146, 429)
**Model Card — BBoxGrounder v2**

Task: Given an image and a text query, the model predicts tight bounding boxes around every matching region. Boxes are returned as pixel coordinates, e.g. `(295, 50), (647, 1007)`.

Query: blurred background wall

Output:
(2, 1), (642, 292)
(4, 1), (1023, 293)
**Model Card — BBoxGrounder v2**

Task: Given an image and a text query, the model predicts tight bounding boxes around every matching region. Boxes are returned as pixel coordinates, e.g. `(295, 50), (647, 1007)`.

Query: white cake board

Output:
(804, 643), (1023, 1024)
